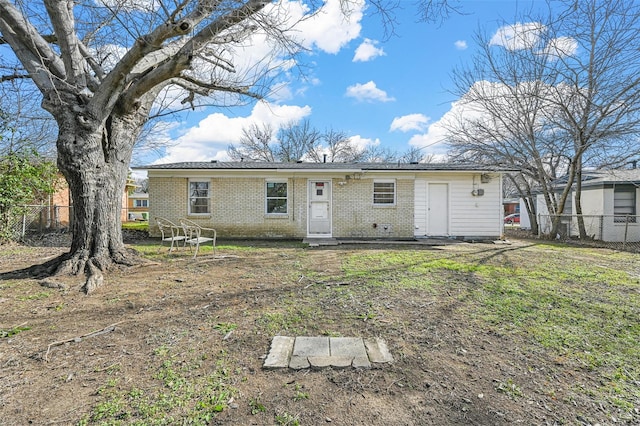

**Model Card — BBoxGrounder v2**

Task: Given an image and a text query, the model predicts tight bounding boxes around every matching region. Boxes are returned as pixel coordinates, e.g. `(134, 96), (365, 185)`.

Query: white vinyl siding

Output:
(415, 175), (502, 238)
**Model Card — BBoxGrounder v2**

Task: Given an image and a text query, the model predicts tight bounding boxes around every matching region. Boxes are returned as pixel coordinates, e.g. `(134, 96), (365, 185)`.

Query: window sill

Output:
(187, 214), (211, 218)
(373, 204), (396, 208)
(265, 214), (289, 219)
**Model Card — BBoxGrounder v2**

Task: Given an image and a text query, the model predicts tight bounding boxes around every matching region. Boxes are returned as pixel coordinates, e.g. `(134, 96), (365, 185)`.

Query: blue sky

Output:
(2, 1), (549, 169)
(145, 0), (550, 168)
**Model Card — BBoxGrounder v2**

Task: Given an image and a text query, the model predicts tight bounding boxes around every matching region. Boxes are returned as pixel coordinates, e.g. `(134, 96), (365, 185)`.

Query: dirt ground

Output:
(0, 234), (637, 425)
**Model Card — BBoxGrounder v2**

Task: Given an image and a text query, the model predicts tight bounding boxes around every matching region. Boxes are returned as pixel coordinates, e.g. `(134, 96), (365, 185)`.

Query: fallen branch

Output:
(304, 281), (353, 289)
(44, 321), (125, 362)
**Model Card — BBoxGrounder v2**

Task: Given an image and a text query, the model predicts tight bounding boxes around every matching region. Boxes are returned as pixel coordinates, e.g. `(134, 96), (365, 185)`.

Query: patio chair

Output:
(155, 217), (187, 253)
(180, 218), (217, 258)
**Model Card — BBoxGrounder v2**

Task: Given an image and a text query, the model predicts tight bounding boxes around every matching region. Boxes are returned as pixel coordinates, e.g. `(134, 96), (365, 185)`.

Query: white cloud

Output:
(454, 40), (468, 50)
(390, 114), (430, 132)
(405, 97), (485, 157)
(153, 102), (312, 164)
(348, 135), (380, 151)
(539, 36), (578, 60)
(353, 38), (385, 62)
(289, 0), (365, 54)
(490, 22), (545, 50)
(345, 81), (395, 103)
(139, 0), (364, 111)
(408, 79), (575, 159)
(269, 81), (294, 102)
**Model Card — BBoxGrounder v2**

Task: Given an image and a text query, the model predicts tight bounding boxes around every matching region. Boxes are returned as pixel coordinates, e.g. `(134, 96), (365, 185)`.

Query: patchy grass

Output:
(0, 325), (31, 338)
(342, 244), (640, 416)
(78, 347), (238, 426)
(2, 239), (639, 425)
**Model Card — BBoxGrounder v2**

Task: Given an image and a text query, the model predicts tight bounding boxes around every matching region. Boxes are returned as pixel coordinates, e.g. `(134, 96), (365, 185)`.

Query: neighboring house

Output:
(48, 175), (134, 227)
(127, 192), (149, 221)
(537, 169), (640, 242)
(503, 198), (520, 216)
(140, 161), (513, 241)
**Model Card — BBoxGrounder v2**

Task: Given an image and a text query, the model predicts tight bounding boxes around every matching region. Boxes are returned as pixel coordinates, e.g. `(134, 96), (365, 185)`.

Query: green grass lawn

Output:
(122, 221), (148, 231)
(340, 243), (640, 413)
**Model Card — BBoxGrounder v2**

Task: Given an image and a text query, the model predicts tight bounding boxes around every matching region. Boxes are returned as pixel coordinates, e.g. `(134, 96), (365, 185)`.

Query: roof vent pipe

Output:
(323, 154), (327, 163)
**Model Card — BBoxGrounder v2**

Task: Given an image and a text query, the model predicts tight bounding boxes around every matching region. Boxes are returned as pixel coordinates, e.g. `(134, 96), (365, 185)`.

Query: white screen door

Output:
(308, 180), (331, 236)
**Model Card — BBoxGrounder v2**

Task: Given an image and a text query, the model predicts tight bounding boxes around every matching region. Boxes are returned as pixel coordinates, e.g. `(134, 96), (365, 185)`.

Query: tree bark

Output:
(46, 100), (151, 294)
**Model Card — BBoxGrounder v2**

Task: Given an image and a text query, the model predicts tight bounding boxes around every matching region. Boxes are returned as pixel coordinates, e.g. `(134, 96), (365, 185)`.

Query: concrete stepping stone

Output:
(290, 336), (329, 369)
(263, 336), (295, 369)
(364, 337), (394, 364)
(330, 337), (371, 368)
(308, 356), (352, 369)
(263, 336), (393, 370)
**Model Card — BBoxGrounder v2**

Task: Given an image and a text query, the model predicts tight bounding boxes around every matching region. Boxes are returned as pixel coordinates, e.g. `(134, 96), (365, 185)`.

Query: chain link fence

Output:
(4, 205), (130, 241)
(2, 205), (73, 240)
(535, 214), (640, 253)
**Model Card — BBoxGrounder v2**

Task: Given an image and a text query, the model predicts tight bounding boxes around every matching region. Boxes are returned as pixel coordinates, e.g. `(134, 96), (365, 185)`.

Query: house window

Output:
(614, 186), (636, 223)
(266, 181), (288, 214)
(134, 199), (148, 207)
(373, 180), (396, 205)
(189, 180), (210, 214)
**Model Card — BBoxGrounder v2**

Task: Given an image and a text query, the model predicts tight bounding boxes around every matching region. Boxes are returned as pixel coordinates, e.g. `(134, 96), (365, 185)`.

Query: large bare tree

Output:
(445, 0), (640, 237)
(0, 0), (456, 293)
(0, 0), (315, 292)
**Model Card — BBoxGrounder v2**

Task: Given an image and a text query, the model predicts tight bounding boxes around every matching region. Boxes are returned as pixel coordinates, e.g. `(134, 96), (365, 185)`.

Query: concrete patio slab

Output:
(308, 356), (353, 369)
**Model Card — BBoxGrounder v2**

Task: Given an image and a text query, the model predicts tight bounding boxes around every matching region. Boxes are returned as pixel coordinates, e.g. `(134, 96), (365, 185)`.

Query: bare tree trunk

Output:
(44, 104), (149, 293)
(550, 160), (576, 238)
(574, 159), (587, 239)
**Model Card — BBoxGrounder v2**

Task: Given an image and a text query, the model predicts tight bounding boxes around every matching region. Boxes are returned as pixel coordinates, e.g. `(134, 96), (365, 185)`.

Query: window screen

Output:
(373, 181), (395, 205)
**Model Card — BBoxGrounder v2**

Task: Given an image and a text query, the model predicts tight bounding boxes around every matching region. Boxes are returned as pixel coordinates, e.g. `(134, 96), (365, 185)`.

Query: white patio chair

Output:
(180, 218), (217, 258)
(155, 217), (187, 253)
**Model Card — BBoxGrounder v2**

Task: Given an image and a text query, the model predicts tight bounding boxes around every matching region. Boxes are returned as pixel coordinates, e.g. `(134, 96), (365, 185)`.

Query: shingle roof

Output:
(136, 161), (517, 172)
(551, 169), (640, 188)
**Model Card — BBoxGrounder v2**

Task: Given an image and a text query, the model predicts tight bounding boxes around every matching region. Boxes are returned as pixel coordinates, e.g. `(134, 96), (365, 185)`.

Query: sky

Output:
(140, 0), (554, 171)
(3, 0), (552, 172)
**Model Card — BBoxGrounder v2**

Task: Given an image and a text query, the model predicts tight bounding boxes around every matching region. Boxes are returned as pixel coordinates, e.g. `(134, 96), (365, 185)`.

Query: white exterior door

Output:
(428, 183), (449, 235)
(414, 180), (449, 236)
(308, 180), (331, 236)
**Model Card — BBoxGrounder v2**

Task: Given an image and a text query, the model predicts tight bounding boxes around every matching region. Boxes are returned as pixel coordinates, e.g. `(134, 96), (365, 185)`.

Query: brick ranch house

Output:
(139, 161), (513, 241)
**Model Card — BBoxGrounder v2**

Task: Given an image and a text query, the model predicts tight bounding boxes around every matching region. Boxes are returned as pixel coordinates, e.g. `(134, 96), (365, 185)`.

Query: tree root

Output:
(83, 261), (104, 295)
(10, 248), (153, 295)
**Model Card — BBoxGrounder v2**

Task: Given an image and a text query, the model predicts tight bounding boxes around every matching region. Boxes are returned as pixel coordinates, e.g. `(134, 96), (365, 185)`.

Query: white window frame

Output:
(134, 199), (148, 208)
(188, 179), (210, 215)
(265, 179), (288, 215)
(373, 179), (396, 206)
(614, 186), (636, 223)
